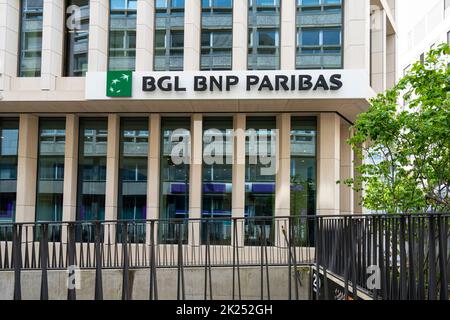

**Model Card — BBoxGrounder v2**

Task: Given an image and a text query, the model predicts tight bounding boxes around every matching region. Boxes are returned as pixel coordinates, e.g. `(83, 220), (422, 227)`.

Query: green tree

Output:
(342, 44), (450, 214)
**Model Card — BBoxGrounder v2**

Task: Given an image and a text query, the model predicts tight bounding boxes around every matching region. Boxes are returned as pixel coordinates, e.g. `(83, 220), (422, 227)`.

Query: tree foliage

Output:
(342, 44), (450, 214)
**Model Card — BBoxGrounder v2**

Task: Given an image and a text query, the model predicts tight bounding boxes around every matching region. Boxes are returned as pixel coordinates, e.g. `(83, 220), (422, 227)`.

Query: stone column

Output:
(232, 114), (246, 246)
(370, 6), (387, 93)
(317, 113), (340, 216)
(280, 0), (296, 70)
(62, 114), (79, 222)
(104, 114), (120, 222)
(183, 1), (201, 70)
(136, 0), (155, 71)
(88, 0), (109, 72)
(344, 0), (370, 70)
(0, 0), (20, 91)
(146, 114), (160, 244)
(386, 32), (397, 89)
(232, 0), (248, 70)
(339, 123), (353, 215)
(188, 114), (202, 246)
(147, 114), (160, 220)
(41, 0), (64, 90)
(15, 115), (39, 223)
(275, 113), (291, 245)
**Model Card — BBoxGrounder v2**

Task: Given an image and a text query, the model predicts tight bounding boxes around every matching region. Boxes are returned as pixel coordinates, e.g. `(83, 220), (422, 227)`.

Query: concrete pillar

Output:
(41, 0), (64, 90)
(344, 0), (370, 70)
(232, 0), (248, 70)
(370, 7), (387, 93)
(88, 0), (109, 72)
(339, 123), (353, 215)
(0, 0), (19, 91)
(317, 114), (340, 216)
(275, 113), (290, 217)
(104, 114), (120, 222)
(15, 115), (39, 223)
(147, 114), (160, 220)
(189, 114), (202, 246)
(275, 113), (290, 246)
(232, 114), (246, 246)
(183, 1), (201, 71)
(62, 114), (79, 222)
(136, 0), (155, 71)
(280, 0), (296, 70)
(386, 33), (397, 89)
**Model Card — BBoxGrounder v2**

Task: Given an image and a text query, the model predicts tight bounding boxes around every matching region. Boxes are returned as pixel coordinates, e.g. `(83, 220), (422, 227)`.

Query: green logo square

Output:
(106, 71), (132, 97)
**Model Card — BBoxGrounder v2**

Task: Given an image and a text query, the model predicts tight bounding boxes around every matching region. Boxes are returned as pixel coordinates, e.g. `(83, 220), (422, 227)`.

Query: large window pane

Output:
(245, 117), (277, 245)
(64, 0), (89, 76)
(296, 0), (343, 69)
(248, 0), (280, 70)
(118, 118), (149, 243)
(290, 117), (316, 246)
(77, 118), (107, 241)
(36, 119), (66, 224)
(154, 0), (185, 71)
(19, 0), (43, 77)
(159, 118), (190, 244)
(202, 117), (233, 244)
(109, 0), (137, 71)
(0, 119), (19, 223)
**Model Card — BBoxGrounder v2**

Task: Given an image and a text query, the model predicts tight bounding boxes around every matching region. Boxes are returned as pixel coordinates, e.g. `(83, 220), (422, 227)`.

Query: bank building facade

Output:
(0, 0), (397, 246)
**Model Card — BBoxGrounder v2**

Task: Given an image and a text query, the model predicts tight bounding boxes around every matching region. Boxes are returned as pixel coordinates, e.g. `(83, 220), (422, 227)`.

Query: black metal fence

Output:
(315, 214), (449, 300)
(0, 214), (448, 300)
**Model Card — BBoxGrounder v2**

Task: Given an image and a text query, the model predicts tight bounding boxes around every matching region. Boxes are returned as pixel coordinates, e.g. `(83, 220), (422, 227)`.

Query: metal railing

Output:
(315, 214), (449, 300)
(0, 214), (448, 300)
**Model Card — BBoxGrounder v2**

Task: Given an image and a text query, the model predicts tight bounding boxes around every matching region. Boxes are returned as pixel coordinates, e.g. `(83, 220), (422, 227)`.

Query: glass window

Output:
(159, 118), (190, 244)
(109, 0), (137, 71)
(201, 0), (233, 70)
(245, 117), (277, 245)
(77, 118), (107, 241)
(36, 119), (66, 225)
(201, 118), (233, 245)
(19, 0), (43, 77)
(154, 0), (185, 71)
(248, 0), (280, 70)
(296, 0), (343, 69)
(117, 118), (149, 243)
(64, 0), (89, 76)
(0, 119), (19, 224)
(290, 117), (316, 246)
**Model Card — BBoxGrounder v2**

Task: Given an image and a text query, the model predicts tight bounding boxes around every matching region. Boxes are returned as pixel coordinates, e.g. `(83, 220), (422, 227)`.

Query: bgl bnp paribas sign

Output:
(106, 71), (343, 98)
(88, 70), (371, 100)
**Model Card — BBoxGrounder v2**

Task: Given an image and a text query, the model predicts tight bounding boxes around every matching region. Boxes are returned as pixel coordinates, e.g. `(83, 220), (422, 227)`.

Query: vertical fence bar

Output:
(67, 223), (76, 300)
(428, 216), (437, 300)
(122, 222), (130, 300)
(94, 222), (103, 300)
(13, 224), (22, 300)
(437, 215), (448, 300)
(40, 224), (49, 300)
(149, 220), (158, 300)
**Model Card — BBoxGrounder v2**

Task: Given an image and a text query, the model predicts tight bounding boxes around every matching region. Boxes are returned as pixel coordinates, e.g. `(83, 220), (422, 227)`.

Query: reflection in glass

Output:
(159, 118), (190, 244)
(202, 117), (233, 244)
(109, 0), (137, 71)
(36, 119), (66, 224)
(245, 117), (277, 245)
(77, 118), (107, 241)
(248, 0), (280, 70)
(290, 117), (317, 246)
(19, 0), (43, 77)
(0, 119), (19, 224)
(118, 118), (148, 243)
(64, 0), (89, 76)
(201, 0), (233, 70)
(154, 0), (185, 71)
